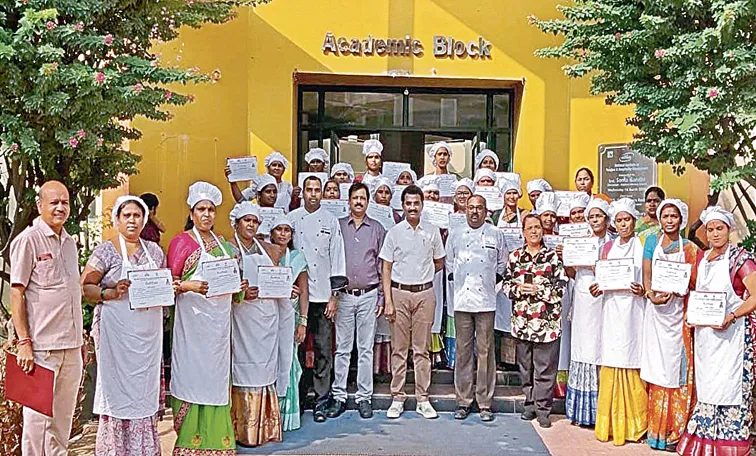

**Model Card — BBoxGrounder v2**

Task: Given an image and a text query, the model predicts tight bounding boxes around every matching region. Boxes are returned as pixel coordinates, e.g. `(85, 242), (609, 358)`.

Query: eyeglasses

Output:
(645, 198), (661, 204)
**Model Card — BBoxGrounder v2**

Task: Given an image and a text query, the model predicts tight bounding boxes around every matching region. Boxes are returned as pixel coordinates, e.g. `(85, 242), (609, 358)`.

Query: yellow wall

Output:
(130, 0), (707, 245)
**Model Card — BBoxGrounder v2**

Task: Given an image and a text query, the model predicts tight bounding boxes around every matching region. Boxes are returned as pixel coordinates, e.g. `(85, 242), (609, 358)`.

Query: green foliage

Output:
(739, 219), (756, 252)
(530, 1), (756, 189)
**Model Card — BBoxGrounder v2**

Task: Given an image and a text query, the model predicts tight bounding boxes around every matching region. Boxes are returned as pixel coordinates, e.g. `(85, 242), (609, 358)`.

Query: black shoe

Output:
(664, 442), (678, 453)
(454, 406), (470, 420)
(520, 409), (537, 421)
(326, 399), (346, 418)
(313, 403), (327, 423)
(480, 408), (494, 422)
(537, 415), (552, 428)
(358, 400), (373, 419)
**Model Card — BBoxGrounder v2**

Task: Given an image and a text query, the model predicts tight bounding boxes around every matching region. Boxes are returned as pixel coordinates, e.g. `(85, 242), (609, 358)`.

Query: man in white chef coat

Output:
(446, 195), (508, 422)
(288, 175), (347, 422)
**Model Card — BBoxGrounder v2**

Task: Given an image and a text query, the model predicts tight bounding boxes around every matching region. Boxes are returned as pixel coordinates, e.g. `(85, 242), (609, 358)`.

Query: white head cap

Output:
(499, 173), (522, 196)
(264, 151), (288, 169)
(473, 168), (497, 186)
(112, 195), (149, 228)
(418, 175), (440, 193)
(305, 148), (329, 165)
(585, 198), (611, 221)
(271, 214), (293, 232)
(229, 201), (261, 229)
(363, 139), (383, 157)
(475, 149), (499, 170)
(255, 174), (278, 193)
(699, 206), (735, 228)
(428, 141), (453, 166)
(396, 169), (417, 184)
(657, 198), (689, 228)
(454, 178), (474, 193)
(187, 181), (222, 208)
(370, 177), (394, 201)
(526, 178), (553, 195)
(609, 198), (640, 227)
(569, 193), (591, 211)
(535, 192), (559, 215)
(330, 162), (355, 181)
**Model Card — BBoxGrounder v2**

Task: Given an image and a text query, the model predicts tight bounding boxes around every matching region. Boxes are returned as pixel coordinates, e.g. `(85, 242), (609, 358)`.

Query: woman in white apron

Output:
(227, 202), (292, 447)
(590, 198), (647, 445)
(565, 198), (613, 427)
(229, 151), (294, 213)
(640, 198), (699, 451)
(475, 148), (499, 173)
(678, 207), (756, 456)
(167, 181), (238, 455)
(355, 139), (384, 186)
(81, 196), (166, 456)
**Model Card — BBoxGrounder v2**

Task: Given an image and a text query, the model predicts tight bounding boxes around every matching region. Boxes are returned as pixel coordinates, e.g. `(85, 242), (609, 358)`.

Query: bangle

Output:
(297, 316), (308, 326)
(100, 287), (107, 302)
(17, 338), (32, 346)
(730, 312), (738, 321)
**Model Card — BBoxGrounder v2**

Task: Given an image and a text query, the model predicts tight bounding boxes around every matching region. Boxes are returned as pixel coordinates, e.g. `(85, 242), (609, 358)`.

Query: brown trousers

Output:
(454, 311), (496, 409)
(389, 287), (436, 402)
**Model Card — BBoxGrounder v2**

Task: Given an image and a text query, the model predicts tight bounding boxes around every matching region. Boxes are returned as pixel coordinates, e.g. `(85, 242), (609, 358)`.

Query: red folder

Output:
(4, 352), (54, 417)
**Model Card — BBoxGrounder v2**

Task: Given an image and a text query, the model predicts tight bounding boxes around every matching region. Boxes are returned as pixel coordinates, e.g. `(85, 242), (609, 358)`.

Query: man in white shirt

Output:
(288, 175), (347, 422)
(446, 195), (508, 422)
(380, 185), (445, 420)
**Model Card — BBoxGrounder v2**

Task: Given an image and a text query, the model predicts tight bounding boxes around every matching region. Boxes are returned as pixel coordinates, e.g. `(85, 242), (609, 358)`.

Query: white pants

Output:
(332, 289), (378, 403)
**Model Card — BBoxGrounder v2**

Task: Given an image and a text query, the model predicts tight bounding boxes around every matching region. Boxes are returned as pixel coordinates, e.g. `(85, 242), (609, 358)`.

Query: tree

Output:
(0, 0), (267, 314)
(529, 1), (756, 233)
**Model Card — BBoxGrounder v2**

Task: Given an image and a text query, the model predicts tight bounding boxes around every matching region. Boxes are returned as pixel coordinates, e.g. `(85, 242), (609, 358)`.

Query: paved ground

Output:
(533, 416), (658, 456)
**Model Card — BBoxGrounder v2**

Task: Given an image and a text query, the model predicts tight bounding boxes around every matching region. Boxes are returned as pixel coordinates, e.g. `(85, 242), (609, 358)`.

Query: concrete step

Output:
(356, 369), (521, 386)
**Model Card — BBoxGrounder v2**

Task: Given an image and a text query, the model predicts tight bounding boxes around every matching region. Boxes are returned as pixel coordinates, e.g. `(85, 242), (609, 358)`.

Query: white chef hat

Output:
(271, 214), (293, 232)
(370, 177), (394, 201)
(363, 139), (383, 157)
(454, 178), (474, 193)
(111, 195), (150, 228)
(473, 168), (497, 186)
(526, 178), (553, 195)
(499, 173), (522, 196)
(305, 148), (329, 165)
(699, 206), (735, 228)
(585, 197), (611, 220)
(244, 174), (277, 201)
(396, 169), (417, 184)
(657, 198), (689, 228)
(428, 141), (453, 166)
(418, 175), (440, 193)
(474, 149), (499, 170)
(264, 151), (288, 169)
(229, 201), (261, 229)
(187, 181), (222, 208)
(535, 192), (559, 215)
(609, 198), (640, 226)
(330, 162), (355, 181)
(569, 193), (591, 211)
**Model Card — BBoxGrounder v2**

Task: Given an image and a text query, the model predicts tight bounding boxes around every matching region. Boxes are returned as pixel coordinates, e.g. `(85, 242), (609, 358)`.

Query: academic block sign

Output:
(599, 144), (657, 212)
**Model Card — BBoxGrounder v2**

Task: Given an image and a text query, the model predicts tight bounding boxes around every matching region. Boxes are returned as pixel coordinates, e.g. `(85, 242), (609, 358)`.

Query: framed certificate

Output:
(555, 190), (583, 217)
(320, 199), (349, 218)
(203, 258), (242, 297)
(390, 185), (408, 210)
(297, 172), (329, 189)
(367, 203), (396, 230)
(595, 258), (635, 291)
(474, 186), (504, 211)
(422, 201), (453, 229)
(559, 223), (592, 238)
(449, 213), (467, 231)
(436, 174), (458, 197)
(257, 207), (285, 235)
(382, 161), (411, 184)
(543, 235), (565, 250)
(687, 291), (727, 326)
(127, 268), (175, 309)
(226, 157), (258, 182)
(257, 266), (293, 299)
(562, 237), (599, 267)
(651, 260), (692, 295)
(499, 227), (524, 251)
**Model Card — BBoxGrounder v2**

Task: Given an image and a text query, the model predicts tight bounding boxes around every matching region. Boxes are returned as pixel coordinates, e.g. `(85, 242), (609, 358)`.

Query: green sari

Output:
(635, 215), (661, 245)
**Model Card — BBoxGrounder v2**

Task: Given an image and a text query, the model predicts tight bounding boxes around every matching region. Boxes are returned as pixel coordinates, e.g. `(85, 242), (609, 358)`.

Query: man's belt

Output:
(343, 283), (379, 296)
(391, 281), (433, 293)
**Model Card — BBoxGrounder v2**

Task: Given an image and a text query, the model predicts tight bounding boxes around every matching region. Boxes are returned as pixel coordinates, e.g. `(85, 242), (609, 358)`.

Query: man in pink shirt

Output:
(10, 180), (84, 456)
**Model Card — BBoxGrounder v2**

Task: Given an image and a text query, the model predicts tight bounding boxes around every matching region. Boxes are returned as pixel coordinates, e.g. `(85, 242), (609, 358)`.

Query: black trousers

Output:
(301, 301), (332, 407)
(515, 338), (560, 417)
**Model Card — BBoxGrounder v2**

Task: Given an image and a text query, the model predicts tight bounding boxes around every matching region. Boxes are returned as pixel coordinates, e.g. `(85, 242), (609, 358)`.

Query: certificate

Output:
(297, 172), (328, 189)
(562, 237), (599, 267)
(595, 258), (635, 291)
(495, 172), (519, 185)
(474, 186), (504, 211)
(339, 183), (351, 200)
(436, 174), (458, 197)
(390, 185), (408, 210)
(449, 213), (467, 231)
(499, 227), (524, 251)
(320, 199), (349, 218)
(367, 203), (396, 230)
(687, 291), (727, 326)
(559, 223), (592, 238)
(543, 235), (565, 250)
(422, 201), (453, 229)
(555, 190), (583, 217)
(382, 162), (411, 184)
(127, 268), (175, 309)
(257, 266), (293, 299)
(651, 260), (692, 295)
(257, 207), (285, 235)
(203, 258), (241, 297)
(226, 157), (258, 182)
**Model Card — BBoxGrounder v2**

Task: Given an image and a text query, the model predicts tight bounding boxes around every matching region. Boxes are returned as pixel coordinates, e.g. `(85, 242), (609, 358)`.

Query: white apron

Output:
(171, 228), (233, 406)
(275, 181), (293, 214)
(694, 248), (744, 405)
(432, 270), (445, 334)
(94, 236), (162, 419)
(601, 237), (645, 369)
(640, 235), (686, 388)
(494, 210), (520, 332)
(558, 280), (573, 370)
(570, 235), (607, 365)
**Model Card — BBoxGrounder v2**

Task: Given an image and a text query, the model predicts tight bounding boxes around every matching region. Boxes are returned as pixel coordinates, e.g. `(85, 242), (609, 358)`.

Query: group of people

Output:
(8, 139), (756, 456)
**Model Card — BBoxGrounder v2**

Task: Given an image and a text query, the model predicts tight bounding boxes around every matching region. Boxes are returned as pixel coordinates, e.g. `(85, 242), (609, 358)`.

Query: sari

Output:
(635, 215), (661, 244)
(167, 232), (236, 456)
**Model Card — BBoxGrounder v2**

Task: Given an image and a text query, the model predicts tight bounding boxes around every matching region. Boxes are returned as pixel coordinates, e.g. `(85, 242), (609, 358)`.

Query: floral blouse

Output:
(505, 245), (567, 343)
